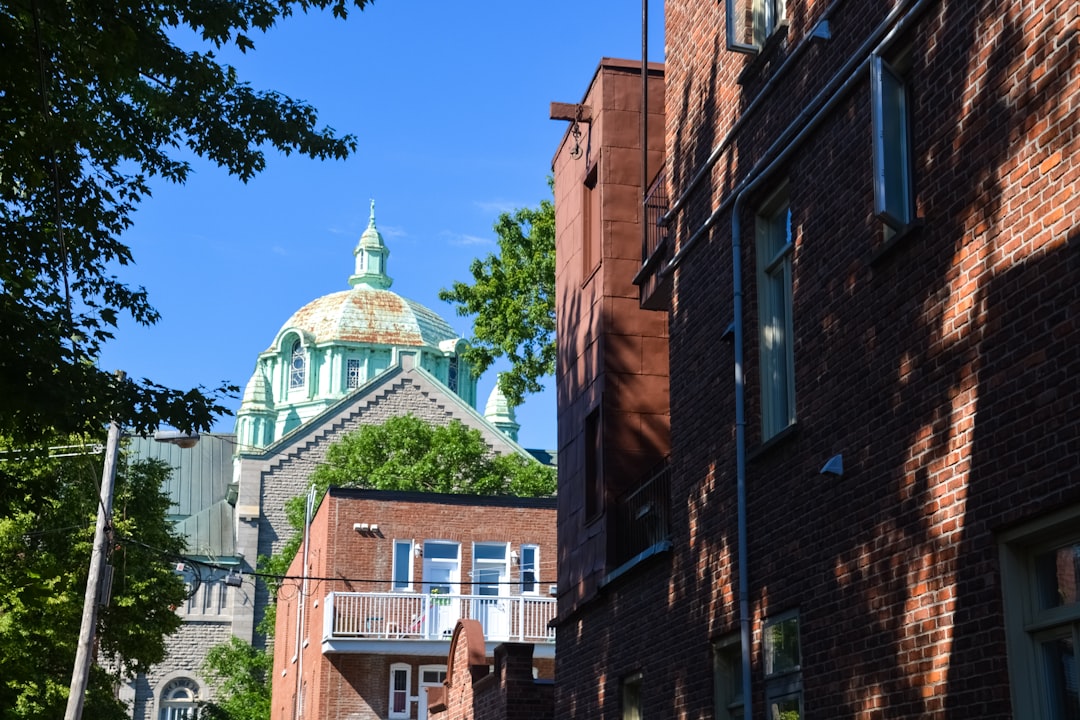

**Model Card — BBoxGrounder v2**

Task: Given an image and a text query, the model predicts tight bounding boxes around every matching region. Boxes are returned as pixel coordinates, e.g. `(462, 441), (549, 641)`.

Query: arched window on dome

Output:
(158, 677), (199, 720)
(290, 339), (306, 389)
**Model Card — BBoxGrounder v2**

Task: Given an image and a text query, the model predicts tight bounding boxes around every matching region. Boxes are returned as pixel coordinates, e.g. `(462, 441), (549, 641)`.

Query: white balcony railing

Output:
(323, 592), (556, 644)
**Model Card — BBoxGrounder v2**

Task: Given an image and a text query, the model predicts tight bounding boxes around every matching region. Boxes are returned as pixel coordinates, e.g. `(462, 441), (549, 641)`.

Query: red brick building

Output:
(270, 489), (556, 720)
(553, 1), (1080, 718)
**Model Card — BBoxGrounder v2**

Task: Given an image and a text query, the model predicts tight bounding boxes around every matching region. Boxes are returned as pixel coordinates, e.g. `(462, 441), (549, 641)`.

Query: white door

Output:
(422, 541), (460, 638)
(417, 665), (447, 720)
(473, 543), (510, 640)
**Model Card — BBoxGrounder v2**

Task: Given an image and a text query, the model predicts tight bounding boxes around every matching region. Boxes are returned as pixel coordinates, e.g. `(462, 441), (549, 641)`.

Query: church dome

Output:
(274, 287), (457, 350)
(235, 199), (478, 450)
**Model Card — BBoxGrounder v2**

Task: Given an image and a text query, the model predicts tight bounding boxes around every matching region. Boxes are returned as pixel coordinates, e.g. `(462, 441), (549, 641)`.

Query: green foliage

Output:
(439, 184), (556, 407)
(0, 439), (187, 720)
(199, 637), (272, 720)
(0, 0), (375, 440)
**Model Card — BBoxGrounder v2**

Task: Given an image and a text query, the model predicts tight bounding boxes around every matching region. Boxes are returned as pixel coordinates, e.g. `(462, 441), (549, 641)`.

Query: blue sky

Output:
(98, 0), (665, 451)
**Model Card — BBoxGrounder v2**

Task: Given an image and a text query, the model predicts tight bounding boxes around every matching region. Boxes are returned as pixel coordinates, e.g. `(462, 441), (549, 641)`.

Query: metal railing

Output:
(612, 458), (672, 567)
(323, 592), (556, 644)
(638, 169), (673, 310)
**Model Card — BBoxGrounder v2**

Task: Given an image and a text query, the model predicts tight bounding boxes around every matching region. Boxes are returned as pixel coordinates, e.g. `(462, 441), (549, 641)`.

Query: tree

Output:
(0, 0), (373, 441)
(262, 415), (556, 580)
(199, 638), (272, 720)
(202, 416), (555, 720)
(439, 186), (556, 407)
(0, 441), (187, 720)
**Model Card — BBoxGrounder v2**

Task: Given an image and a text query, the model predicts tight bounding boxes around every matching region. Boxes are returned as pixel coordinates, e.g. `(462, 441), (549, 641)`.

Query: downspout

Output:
(294, 484), (317, 719)
(723, 1), (935, 716)
(642, 0), (649, 263)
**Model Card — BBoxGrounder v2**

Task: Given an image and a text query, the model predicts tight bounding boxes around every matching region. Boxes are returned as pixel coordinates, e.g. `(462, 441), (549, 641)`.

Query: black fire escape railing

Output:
(612, 458), (671, 569)
(636, 168), (672, 309)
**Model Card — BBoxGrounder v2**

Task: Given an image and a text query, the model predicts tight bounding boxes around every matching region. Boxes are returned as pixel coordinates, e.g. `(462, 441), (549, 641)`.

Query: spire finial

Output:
(369, 198), (376, 225)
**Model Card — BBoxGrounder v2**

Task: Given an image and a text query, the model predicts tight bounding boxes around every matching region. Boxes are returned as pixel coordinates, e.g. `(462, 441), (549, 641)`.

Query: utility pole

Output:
(65, 419), (122, 720)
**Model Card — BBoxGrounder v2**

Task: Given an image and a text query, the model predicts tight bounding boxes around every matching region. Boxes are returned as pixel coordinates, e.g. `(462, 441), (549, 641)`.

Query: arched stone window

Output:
(289, 339), (306, 389)
(158, 677), (199, 720)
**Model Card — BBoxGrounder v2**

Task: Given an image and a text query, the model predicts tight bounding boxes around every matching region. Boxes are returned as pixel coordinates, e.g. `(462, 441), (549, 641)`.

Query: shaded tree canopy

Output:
(0, 442), (187, 720)
(0, 0), (373, 440)
(439, 185), (555, 407)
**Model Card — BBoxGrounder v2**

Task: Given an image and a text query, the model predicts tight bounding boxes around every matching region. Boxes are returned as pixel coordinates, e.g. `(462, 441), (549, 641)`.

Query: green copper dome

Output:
(234, 201), (477, 450)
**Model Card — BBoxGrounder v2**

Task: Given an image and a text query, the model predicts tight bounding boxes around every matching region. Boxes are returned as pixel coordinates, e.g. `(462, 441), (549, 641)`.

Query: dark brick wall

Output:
(555, 1), (1080, 718)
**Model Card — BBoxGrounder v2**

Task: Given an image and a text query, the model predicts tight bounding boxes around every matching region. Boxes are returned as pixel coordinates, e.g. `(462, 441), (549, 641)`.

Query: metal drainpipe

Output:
(661, 0), (849, 228)
(295, 484), (317, 719)
(642, 0), (649, 267)
(724, 0), (934, 716)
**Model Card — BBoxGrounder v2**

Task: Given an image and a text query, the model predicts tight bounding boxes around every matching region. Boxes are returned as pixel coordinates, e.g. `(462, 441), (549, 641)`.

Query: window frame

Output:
(583, 160), (601, 281)
(520, 544), (540, 595)
(763, 611), (803, 720)
(392, 540), (414, 592)
(389, 663), (412, 719)
(870, 53), (915, 231)
(713, 633), (744, 720)
(621, 671), (643, 720)
(726, 0), (786, 55)
(289, 338), (306, 390)
(1000, 505), (1080, 718)
(755, 187), (796, 441)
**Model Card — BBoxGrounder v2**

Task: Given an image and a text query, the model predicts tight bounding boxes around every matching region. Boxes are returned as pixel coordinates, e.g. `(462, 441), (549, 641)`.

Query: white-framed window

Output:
(346, 358), (362, 390)
(393, 540), (414, 591)
(756, 187), (795, 441)
(1000, 505), (1080, 718)
(289, 339), (306, 389)
(389, 663), (412, 719)
(622, 672), (643, 720)
(763, 611), (802, 720)
(713, 634), (744, 720)
(159, 677), (199, 720)
(726, 0), (786, 54)
(871, 53), (914, 231)
(520, 545), (539, 594)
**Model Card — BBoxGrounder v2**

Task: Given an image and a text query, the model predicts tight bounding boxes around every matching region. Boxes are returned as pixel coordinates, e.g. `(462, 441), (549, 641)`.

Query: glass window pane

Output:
(769, 695), (801, 720)
(765, 616), (800, 675)
(425, 542), (458, 560)
(393, 541), (411, 590)
(1041, 635), (1080, 720)
(1036, 543), (1080, 610)
(474, 543), (507, 561)
(871, 55), (912, 228)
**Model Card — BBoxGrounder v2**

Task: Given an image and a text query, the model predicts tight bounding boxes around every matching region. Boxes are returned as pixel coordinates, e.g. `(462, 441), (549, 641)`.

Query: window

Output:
(714, 635), (744, 720)
(159, 678), (199, 720)
(726, 0), (786, 54)
(871, 53), (914, 230)
(583, 162), (601, 278)
(584, 407), (603, 520)
(447, 355), (458, 392)
(289, 339), (306, 389)
(389, 663), (411, 719)
(393, 540), (413, 591)
(1000, 505), (1080, 718)
(347, 358), (362, 390)
(520, 545), (539, 594)
(764, 612), (802, 720)
(622, 672), (643, 720)
(756, 189), (795, 441)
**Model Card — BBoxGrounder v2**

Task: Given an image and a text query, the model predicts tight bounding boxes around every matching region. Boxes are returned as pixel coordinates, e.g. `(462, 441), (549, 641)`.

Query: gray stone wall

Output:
(129, 619), (233, 720)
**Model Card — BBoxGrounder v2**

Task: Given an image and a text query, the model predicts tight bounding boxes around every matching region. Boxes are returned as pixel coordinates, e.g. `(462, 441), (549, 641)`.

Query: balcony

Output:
(633, 169), (673, 310)
(609, 458), (672, 574)
(322, 592), (556, 658)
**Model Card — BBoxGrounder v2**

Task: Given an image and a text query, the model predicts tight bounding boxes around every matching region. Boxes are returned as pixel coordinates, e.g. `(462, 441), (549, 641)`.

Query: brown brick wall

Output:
(271, 490), (556, 720)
